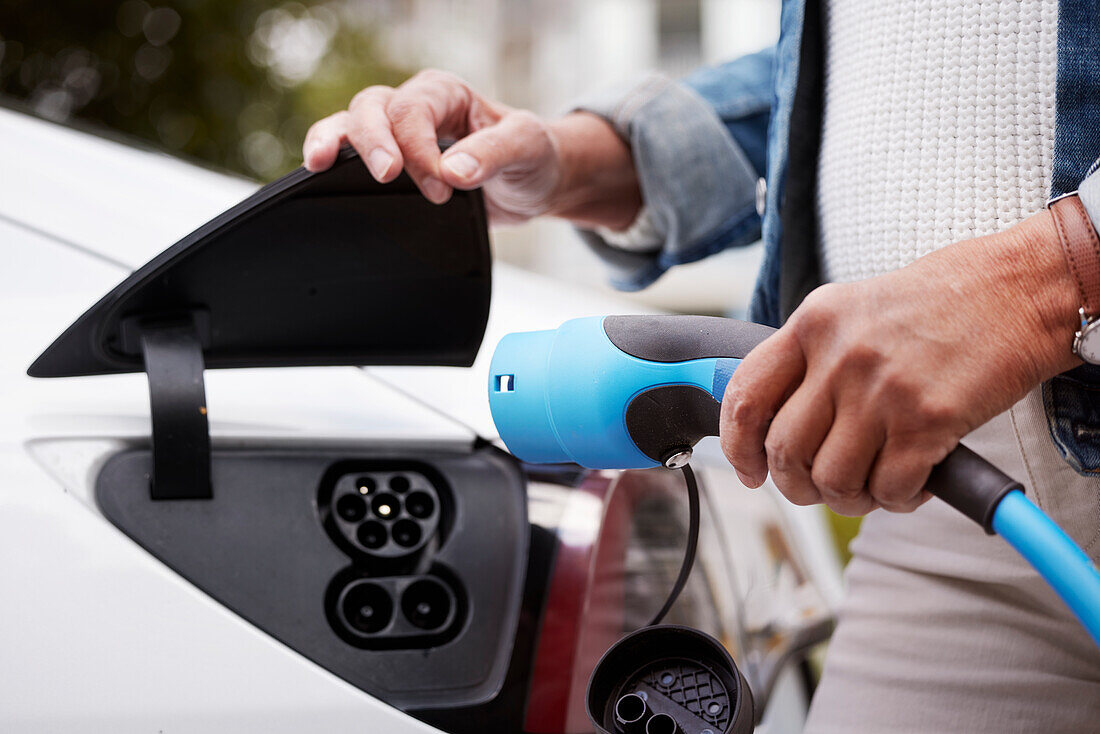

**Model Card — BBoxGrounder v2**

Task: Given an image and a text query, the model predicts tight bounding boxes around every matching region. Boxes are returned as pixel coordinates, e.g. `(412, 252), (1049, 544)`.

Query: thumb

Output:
(439, 111), (554, 189)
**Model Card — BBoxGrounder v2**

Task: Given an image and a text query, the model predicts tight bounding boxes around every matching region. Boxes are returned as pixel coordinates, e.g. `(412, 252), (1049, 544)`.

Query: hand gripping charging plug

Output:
(489, 314), (1100, 732)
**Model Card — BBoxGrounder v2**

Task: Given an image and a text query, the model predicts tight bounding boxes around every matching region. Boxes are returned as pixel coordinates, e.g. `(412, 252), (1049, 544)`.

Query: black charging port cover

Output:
(27, 147), (491, 500)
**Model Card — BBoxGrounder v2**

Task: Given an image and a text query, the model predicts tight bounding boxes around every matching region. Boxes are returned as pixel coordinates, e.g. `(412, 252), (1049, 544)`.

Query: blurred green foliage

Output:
(0, 1), (410, 179)
(825, 509), (861, 565)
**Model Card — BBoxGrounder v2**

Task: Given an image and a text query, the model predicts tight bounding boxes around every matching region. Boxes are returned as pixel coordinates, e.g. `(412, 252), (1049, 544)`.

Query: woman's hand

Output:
(720, 212), (1081, 516)
(303, 69), (641, 228)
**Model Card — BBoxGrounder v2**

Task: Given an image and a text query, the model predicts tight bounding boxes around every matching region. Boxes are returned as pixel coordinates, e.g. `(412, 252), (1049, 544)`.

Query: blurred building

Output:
(361, 0), (780, 315)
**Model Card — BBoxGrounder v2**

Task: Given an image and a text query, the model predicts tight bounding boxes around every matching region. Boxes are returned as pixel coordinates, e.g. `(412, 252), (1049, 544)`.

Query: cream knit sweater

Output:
(816, 0), (1059, 283)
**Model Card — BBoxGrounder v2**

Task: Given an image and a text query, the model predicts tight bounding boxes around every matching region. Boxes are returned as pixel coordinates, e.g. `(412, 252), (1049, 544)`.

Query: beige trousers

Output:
(803, 387), (1100, 733)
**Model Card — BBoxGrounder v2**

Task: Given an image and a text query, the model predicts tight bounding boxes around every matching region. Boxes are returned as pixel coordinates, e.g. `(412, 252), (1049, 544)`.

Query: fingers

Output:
(810, 410), (883, 516)
(720, 329), (807, 488)
(303, 111), (351, 172)
(764, 382), (833, 507)
(385, 70), (480, 204)
(386, 98), (451, 203)
(315, 71), (491, 204)
(867, 438), (941, 513)
(346, 85), (402, 183)
(439, 110), (554, 190)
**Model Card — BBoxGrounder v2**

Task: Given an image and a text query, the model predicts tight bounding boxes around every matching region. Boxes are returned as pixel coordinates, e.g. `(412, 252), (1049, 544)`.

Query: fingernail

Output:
(421, 177), (451, 204)
(367, 148), (394, 180)
(442, 152), (479, 180)
(303, 140), (319, 167)
(737, 470), (765, 488)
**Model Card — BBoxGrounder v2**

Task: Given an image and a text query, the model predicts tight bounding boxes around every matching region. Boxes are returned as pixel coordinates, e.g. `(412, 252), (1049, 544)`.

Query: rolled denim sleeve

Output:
(1079, 156), (1100, 230)
(572, 49), (775, 291)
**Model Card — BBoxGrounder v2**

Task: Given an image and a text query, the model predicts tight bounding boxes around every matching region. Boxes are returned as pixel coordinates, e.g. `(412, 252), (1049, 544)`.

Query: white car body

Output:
(0, 108), (841, 733)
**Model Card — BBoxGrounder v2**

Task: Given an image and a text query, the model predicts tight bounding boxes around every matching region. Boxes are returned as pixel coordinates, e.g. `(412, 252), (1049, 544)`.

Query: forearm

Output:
(545, 112), (642, 231)
(555, 56), (774, 291)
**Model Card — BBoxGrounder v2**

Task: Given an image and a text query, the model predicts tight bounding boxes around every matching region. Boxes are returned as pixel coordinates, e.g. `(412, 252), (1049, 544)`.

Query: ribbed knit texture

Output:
(816, 0), (1058, 283)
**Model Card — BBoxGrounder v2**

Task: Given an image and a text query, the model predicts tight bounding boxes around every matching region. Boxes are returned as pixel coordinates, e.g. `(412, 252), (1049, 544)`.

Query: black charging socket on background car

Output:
(586, 626), (755, 734)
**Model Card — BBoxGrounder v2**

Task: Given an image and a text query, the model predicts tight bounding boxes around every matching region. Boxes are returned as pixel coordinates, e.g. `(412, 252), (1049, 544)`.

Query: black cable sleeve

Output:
(648, 464), (701, 627)
(925, 445), (1022, 534)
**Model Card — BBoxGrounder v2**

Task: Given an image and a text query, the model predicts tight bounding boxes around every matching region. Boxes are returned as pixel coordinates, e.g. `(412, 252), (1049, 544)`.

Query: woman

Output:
(303, 1), (1100, 729)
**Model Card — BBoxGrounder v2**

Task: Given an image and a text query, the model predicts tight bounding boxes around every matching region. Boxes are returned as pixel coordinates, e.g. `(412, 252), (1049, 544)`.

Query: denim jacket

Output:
(577, 0), (1100, 474)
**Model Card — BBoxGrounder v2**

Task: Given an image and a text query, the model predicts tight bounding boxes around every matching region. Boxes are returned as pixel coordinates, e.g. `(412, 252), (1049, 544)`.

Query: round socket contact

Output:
(338, 581), (394, 635)
(646, 713), (679, 734)
(370, 493), (401, 520)
(615, 693), (648, 729)
(389, 474), (411, 493)
(400, 578), (454, 630)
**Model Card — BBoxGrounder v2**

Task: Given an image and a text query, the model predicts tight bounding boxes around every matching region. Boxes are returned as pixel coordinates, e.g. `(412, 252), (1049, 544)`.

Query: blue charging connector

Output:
(488, 315), (736, 468)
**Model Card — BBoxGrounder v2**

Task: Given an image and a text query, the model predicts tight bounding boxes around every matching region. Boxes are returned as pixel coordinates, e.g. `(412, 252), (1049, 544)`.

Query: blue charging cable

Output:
(992, 491), (1100, 647)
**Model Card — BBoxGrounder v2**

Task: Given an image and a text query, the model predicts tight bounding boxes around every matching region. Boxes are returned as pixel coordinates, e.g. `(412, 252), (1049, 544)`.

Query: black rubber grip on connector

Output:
(604, 314), (776, 362)
(925, 445), (1022, 534)
(625, 385), (721, 462)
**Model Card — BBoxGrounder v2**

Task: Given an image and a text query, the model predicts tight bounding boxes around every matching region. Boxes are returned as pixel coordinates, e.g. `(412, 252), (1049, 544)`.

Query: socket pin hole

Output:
(406, 491), (435, 519)
(336, 494), (367, 522)
(340, 582), (393, 635)
(400, 578), (452, 630)
(392, 519), (422, 548)
(357, 520), (387, 549)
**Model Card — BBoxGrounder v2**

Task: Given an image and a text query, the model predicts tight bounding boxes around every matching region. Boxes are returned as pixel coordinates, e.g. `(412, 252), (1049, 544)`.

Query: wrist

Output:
(545, 112), (642, 230)
(993, 210), (1081, 378)
(919, 210), (1080, 390)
